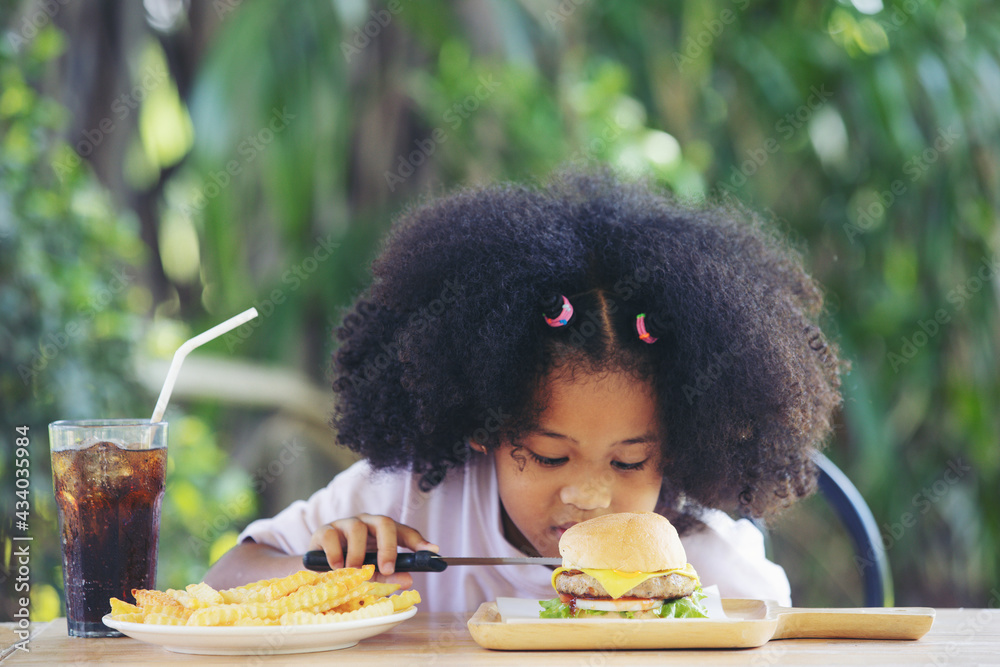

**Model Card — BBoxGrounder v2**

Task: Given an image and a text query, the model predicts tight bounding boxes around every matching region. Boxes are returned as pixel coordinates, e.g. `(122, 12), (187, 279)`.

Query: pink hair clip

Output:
(543, 295), (574, 328)
(635, 313), (658, 344)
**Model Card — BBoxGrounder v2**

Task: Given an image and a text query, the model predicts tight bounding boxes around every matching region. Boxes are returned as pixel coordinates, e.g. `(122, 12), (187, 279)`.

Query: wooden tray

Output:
(466, 599), (935, 650)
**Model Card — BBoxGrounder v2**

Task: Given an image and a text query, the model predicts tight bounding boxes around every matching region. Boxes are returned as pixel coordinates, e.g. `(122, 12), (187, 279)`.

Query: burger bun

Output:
(559, 512), (687, 572)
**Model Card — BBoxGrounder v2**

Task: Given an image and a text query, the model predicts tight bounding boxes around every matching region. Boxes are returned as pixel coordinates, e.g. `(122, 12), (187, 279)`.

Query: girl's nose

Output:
(559, 478), (612, 511)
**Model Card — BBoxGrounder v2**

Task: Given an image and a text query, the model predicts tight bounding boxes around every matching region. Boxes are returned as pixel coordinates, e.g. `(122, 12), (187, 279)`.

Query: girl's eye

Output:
(528, 451), (568, 467)
(612, 459), (649, 471)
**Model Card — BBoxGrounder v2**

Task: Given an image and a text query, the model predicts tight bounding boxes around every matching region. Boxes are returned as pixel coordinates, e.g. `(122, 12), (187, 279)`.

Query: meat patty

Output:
(554, 571), (697, 600)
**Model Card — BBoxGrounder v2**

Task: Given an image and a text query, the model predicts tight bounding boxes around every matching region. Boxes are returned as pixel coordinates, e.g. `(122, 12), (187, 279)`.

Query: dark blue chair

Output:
(811, 450), (893, 607)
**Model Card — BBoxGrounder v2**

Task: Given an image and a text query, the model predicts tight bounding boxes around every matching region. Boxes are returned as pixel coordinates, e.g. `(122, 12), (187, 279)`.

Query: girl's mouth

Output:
(554, 522), (577, 537)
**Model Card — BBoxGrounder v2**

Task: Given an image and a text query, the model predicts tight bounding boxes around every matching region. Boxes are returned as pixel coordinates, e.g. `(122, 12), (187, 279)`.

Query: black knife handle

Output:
(302, 549), (447, 572)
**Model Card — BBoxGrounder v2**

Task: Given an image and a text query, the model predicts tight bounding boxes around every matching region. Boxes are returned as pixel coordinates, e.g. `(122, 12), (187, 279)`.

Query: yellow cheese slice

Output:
(551, 563), (700, 599)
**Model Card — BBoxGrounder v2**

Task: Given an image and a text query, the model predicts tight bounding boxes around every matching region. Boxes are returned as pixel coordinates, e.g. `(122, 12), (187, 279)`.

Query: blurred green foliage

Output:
(0, 26), (145, 622)
(2, 0), (998, 617)
(0, 27), (254, 621)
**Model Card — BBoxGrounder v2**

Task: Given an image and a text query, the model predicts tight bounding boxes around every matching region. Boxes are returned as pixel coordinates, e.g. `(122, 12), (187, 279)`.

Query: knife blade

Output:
(302, 549), (561, 572)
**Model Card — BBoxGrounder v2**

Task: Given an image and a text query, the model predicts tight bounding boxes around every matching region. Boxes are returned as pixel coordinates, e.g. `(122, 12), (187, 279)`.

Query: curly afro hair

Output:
(331, 170), (845, 531)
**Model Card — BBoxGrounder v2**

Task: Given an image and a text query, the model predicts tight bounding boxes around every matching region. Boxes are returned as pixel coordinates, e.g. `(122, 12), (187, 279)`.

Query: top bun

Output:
(559, 512), (687, 572)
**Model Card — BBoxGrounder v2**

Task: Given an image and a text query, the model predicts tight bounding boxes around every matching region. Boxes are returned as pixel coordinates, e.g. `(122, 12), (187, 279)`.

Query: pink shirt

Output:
(239, 456), (793, 612)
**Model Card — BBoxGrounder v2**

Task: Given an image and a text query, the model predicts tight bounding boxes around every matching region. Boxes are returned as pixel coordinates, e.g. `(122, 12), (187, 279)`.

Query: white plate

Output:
(101, 607), (417, 655)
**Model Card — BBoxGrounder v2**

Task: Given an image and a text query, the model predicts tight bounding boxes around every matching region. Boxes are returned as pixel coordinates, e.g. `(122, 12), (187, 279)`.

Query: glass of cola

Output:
(49, 420), (167, 637)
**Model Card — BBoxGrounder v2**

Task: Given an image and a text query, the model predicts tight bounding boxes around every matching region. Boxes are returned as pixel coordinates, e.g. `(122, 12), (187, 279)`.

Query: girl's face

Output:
(488, 368), (664, 558)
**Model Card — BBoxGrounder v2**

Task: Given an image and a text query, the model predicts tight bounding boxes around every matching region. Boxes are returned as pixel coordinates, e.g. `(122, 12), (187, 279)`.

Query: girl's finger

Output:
(360, 514), (400, 576)
(396, 524), (439, 555)
(308, 523), (346, 571)
(341, 517), (371, 569)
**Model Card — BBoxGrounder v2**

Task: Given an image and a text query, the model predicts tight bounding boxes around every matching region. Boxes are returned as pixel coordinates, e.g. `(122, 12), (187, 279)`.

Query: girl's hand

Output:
(307, 514), (439, 588)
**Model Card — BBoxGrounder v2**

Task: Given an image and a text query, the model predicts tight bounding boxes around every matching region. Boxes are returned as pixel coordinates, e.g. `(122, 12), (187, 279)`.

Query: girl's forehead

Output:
(534, 369), (658, 436)
(539, 366), (654, 401)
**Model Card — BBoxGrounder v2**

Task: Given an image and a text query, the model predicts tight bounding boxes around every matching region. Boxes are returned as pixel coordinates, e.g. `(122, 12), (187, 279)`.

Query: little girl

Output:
(205, 170), (844, 612)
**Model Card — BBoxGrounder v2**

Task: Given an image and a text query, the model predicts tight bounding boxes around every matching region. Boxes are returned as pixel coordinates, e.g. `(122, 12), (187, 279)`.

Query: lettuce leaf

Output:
(654, 587), (709, 618)
(538, 598), (608, 618)
(538, 587), (709, 619)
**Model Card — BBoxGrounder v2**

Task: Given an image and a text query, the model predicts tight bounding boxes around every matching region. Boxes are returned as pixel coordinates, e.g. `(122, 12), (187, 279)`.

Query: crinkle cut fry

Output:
(332, 593), (379, 614)
(308, 581), (375, 614)
(221, 569), (324, 604)
(133, 588), (182, 609)
(187, 603), (247, 626)
(112, 612), (145, 624)
(165, 589), (195, 608)
(317, 564), (375, 585)
(239, 567), (376, 620)
(264, 569), (320, 600)
(119, 566), (400, 627)
(364, 582), (401, 598)
(329, 581), (399, 613)
(109, 598), (141, 616)
(185, 581), (225, 607)
(389, 589), (421, 611)
(220, 576), (280, 604)
(144, 612), (188, 626)
(280, 599), (395, 625)
(233, 616), (276, 626)
(136, 603), (192, 620)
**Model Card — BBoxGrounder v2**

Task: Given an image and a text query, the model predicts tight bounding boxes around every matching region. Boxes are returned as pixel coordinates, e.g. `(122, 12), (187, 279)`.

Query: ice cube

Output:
(83, 442), (133, 485)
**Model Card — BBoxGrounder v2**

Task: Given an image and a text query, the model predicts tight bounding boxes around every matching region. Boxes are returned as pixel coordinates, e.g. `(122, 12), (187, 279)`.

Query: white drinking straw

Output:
(150, 307), (259, 423)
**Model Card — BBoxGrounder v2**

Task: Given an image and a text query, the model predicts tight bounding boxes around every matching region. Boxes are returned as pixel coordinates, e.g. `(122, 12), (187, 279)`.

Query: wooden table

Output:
(2, 609), (999, 666)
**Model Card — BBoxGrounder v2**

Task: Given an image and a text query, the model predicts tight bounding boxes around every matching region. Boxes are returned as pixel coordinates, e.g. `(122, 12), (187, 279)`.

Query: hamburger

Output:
(539, 512), (708, 619)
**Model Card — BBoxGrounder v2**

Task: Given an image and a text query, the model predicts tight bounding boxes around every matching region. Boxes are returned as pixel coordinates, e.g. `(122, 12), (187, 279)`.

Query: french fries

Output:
(109, 565), (421, 627)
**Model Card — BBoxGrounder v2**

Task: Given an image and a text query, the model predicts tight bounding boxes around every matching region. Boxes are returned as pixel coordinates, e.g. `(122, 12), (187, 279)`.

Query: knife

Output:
(302, 549), (561, 572)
